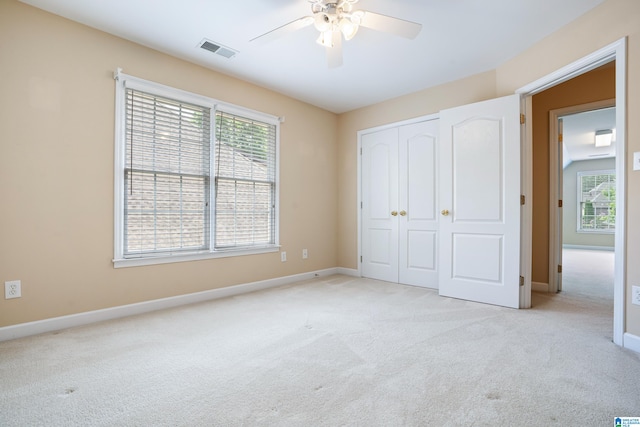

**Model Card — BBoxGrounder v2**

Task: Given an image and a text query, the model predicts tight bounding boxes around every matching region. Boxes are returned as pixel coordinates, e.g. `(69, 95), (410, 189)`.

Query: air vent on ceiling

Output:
(198, 39), (238, 59)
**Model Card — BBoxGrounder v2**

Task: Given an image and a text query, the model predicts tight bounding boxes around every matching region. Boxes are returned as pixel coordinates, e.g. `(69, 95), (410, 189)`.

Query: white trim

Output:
(516, 39), (620, 96)
(562, 244), (614, 251)
(358, 113), (440, 136)
(336, 267), (359, 277)
(516, 37), (627, 347)
(576, 229), (615, 235)
(0, 268), (341, 342)
(114, 246), (280, 268)
(532, 282), (549, 293)
(520, 96), (533, 309)
(116, 70), (280, 124)
(356, 113), (439, 278)
(612, 38), (627, 347)
(623, 333), (640, 354)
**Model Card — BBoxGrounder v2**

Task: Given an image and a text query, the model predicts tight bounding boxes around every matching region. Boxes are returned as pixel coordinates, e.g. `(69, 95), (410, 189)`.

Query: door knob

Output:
(441, 209), (450, 216)
(391, 211), (398, 216)
(399, 210), (407, 216)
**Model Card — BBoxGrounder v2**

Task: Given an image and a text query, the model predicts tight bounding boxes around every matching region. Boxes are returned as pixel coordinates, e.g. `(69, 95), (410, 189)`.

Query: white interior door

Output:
(361, 120), (439, 288)
(361, 127), (399, 283)
(438, 95), (521, 308)
(398, 120), (439, 288)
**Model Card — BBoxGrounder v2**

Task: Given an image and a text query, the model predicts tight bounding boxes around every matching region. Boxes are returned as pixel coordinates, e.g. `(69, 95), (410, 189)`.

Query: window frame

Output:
(576, 169), (615, 234)
(113, 71), (280, 268)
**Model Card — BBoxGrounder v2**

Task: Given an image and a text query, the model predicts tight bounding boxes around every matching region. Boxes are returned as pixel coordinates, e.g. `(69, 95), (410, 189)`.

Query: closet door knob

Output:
(391, 211), (398, 216)
(441, 209), (450, 216)
(399, 210), (407, 216)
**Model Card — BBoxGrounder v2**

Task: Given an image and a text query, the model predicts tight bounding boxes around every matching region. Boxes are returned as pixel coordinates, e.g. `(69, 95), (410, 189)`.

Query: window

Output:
(577, 170), (615, 232)
(214, 111), (277, 249)
(114, 72), (279, 267)
(124, 89), (211, 257)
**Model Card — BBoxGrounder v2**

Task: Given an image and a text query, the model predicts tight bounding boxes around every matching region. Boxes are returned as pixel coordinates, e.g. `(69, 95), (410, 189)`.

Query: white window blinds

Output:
(114, 71), (280, 266)
(124, 89), (211, 257)
(214, 111), (277, 248)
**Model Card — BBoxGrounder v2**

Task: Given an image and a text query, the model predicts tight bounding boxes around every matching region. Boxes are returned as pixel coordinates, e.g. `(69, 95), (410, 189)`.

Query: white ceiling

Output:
(20, 0), (605, 113)
(562, 107), (616, 167)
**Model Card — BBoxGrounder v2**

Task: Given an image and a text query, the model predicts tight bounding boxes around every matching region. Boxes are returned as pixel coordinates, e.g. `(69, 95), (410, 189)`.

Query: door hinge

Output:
(521, 195), (525, 205)
(360, 147), (362, 155)
(558, 265), (562, 274)
(520, 114), (525, 125)
(559, 133), (563, 143)
(558, 199), (563, 208)
(519, 276), (525, 286)
(360, 256), (363, 263)
(361, 201), (363, 209)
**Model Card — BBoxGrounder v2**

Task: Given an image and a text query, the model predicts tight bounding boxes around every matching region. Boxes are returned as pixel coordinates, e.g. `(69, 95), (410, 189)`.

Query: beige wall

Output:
(0, 0), (338, 327)
(530, 65), (615, 283)
(338, 0), (640, 336)
(562, 158), (616, 248)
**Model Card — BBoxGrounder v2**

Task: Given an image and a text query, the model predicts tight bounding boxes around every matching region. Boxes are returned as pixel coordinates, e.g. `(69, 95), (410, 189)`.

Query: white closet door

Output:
(361, 127), (399, 283)
(398, 120), (439, 288)
(361, 120), (439, 288)
(438, 94), (521, 308)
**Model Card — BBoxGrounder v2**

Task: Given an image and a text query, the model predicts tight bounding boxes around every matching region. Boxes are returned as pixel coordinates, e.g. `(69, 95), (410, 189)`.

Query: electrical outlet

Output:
(632, 286), (640, 306)
(5, 280), (21, 299)
(302, 249), (308, 259)
(281, 251), (287, 262)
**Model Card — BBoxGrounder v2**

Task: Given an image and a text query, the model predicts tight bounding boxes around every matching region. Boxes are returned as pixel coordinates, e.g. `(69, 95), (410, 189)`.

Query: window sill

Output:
(113, 246), (280, 269)
(576, 229), (615, 235)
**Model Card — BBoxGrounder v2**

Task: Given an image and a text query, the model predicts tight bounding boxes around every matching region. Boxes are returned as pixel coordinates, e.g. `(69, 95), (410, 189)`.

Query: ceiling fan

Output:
(250, 0), (422, 68)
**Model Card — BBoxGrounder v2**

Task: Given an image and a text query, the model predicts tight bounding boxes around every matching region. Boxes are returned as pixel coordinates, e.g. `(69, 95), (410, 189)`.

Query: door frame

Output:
(548, 99), (616, 294)
(356, 113), (440, 278)
(517, 37), (627, 346)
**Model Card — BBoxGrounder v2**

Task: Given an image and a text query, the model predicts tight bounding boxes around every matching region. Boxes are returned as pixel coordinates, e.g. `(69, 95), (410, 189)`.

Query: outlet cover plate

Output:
(5, 280), (21, 299)
(632, 286), (640, 305)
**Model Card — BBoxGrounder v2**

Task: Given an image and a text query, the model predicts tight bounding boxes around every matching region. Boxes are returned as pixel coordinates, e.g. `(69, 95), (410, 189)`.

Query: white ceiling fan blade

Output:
(327, 32), (343, 68)
(358, 11), (422, 39)
(250, 16), (314, 44)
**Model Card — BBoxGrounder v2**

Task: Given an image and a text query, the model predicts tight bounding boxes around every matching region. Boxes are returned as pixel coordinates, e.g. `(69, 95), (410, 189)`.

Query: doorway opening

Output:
(517, 38), (626, 346)
(555, 105), (616, 302)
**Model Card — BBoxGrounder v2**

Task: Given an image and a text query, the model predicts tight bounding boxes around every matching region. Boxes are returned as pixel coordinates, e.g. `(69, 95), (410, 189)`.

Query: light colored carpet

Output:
(1, 263), (638, 426)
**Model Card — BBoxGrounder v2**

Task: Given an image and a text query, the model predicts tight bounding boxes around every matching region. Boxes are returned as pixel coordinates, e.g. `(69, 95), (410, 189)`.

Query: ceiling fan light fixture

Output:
(316, 30), (334, 47)
(341, 2), (353, 13)
(339, 17), (359, 40)
(314, 12), (332, 32)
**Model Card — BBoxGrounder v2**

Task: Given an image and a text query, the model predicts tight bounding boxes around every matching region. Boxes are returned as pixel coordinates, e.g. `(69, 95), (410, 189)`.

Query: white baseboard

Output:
(562, 244), (614, 251)
(0, 268), (341, 342)
(624, 333), (640, 354)
(532, 282), (549, 292)
(336, 267), (359, 277)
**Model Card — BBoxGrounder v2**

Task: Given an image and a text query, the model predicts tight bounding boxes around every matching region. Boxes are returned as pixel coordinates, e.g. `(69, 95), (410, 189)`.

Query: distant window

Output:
(577, 170), (615, 232)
